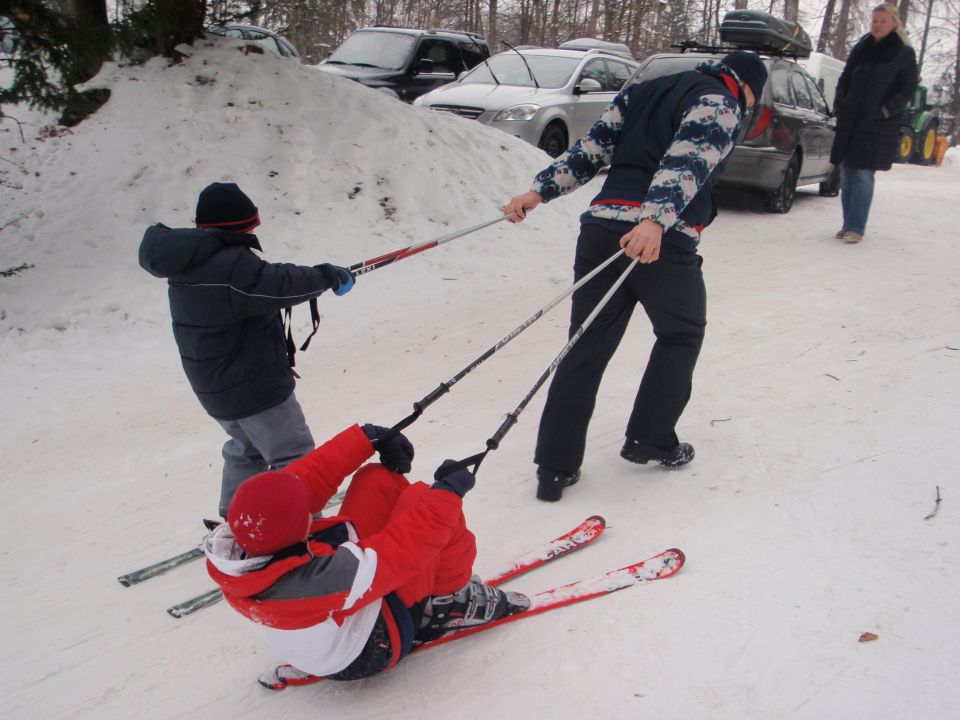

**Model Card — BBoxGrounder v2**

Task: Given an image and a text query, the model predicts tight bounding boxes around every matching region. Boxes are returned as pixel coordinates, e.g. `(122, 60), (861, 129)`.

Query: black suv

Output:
(628, 11), (839, 213)
(317, 27), (490, 103)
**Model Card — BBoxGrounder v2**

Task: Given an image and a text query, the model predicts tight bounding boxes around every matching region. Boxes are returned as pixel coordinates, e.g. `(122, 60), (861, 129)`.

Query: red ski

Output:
(258, 515), (605, 690)
(413, 547), (685, 652)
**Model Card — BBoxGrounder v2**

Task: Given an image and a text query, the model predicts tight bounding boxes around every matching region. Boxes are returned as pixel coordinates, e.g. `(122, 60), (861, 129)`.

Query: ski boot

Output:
(418, 576), (530, 641)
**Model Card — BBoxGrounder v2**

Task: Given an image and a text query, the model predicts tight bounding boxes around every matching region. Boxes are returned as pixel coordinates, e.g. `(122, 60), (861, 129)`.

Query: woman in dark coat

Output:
(830, 3), (917, 243)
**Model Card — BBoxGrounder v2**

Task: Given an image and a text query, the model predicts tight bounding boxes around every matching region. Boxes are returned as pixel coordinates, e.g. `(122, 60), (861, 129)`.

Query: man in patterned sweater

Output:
(503, 51), (768, 502)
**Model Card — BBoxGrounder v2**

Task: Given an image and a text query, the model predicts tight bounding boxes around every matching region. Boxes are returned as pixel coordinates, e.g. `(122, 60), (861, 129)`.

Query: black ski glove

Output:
(432, 459), (476, 498)
(363, 424), (414, 474)
(316, 263), (355, 296)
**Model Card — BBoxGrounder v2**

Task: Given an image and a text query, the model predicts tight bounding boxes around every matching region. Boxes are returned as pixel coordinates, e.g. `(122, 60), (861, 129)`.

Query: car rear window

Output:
(631, 55), (705, 83)
(770, 68), (794, 105)
(460, 54), (582, 88)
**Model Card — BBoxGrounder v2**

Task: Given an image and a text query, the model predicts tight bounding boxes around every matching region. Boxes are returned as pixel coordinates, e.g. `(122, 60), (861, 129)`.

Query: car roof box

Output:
(719, 10), (812, 58)
(558, 37), (633, 59)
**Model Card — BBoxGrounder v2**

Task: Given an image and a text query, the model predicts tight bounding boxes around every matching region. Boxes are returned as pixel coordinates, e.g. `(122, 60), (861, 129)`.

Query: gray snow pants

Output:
(215, 392), (315, 517)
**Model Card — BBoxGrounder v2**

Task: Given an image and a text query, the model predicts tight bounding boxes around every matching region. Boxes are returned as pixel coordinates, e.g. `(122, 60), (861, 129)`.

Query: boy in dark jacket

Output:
(139, 182), (355, 515)
(204, 423), (529, 681)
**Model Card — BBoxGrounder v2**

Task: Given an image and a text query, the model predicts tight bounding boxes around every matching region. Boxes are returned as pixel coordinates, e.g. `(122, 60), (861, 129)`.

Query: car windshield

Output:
(460, 54), (582, 89)
(327, 31), (415, 70)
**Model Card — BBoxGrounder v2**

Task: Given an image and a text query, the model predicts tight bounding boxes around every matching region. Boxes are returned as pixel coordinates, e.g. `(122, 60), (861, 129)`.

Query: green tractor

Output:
(896, 84), (940, 164)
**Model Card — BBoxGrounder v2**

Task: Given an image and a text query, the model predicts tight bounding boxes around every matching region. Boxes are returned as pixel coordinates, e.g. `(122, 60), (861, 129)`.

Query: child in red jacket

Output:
(204, 423), (528, 680)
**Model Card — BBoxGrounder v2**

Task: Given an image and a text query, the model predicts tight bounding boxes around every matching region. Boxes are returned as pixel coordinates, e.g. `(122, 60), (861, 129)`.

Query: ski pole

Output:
(388, 247), (626, 437)
(348, 213), (516, 277)
(437, 255), (641, 479)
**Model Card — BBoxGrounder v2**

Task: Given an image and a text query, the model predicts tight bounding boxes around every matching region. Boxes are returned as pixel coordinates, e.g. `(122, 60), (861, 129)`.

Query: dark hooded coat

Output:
(830, 31), (918, 171)
(139, 224), (337, 420)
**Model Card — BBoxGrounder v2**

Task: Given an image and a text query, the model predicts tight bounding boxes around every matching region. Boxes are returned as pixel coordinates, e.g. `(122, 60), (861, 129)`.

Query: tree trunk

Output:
(830, 0), (853, 60)
(916, 0), (934, 73)
(154, 0), (204, 57)
(897, 0), (910, 29)
(784, 0), (799, 24)
(587, 0), (599, 36)
(818, 0), (838, 54)
(488, 0), (498, 52)
(735, 0), (748, 9)
(70, 0), (109, 83)
(952, 18), (960, 146)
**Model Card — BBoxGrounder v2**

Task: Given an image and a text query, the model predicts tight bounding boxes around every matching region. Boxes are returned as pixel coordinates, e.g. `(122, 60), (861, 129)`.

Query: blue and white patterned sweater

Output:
(531, 62), (744, 246)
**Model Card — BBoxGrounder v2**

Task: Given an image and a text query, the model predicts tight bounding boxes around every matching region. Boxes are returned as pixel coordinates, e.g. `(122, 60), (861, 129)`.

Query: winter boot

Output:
(418, 576), (530, 641)
(536, 466), (581, 502)
(621, 440), (695, 468)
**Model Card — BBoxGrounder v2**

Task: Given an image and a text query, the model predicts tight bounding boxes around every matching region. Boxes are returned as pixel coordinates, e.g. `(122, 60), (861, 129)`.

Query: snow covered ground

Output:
(2, 39), (959, 719)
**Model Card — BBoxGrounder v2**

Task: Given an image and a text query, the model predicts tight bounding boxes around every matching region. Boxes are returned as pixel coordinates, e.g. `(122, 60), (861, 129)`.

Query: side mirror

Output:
(415, 58), (434, 75)
(574, 78), (603, 95)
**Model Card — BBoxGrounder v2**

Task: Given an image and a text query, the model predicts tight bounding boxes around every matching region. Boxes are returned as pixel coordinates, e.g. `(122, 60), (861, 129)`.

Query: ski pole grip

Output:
(420, 382), (451, 408)
(486, 413), (519, 450)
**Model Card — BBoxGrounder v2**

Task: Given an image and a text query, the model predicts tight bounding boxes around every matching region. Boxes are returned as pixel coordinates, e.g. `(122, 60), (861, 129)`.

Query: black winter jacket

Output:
(139, 224), (337, 421)
(830, 32), (918, 171)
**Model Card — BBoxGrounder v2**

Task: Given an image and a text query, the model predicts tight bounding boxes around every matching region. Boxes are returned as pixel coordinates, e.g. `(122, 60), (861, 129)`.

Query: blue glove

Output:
(316, 264), (355, 296)
(363, 424), (414, 474)
(432, 459), (476, 498)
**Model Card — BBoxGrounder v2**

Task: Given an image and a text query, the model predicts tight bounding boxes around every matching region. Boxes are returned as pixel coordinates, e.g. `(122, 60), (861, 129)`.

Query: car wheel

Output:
(819, 164), (840, 197)
(763, 153), (799, 213)
(538, 123), (567, 158)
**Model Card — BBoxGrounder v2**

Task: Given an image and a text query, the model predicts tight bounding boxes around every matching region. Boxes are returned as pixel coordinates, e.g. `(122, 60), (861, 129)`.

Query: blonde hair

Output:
(873, 3), (912, 45)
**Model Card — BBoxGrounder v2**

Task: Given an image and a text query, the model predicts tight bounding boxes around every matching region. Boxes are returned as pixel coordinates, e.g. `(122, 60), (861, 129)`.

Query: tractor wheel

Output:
(896, 127), (913, 163)
(912, 120), (938, 164)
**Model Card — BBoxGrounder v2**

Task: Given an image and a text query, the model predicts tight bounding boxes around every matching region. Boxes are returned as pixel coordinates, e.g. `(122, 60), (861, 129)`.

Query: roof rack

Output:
(672, 39), (804, 61)
(369, 25), (486, 41)
(427, 28), (487, 40)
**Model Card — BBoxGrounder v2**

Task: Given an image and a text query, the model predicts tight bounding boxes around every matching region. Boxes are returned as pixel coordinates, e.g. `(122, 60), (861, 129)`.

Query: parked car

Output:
(316, 27), (490, 103)
(627, 11), (839, 213)
(413, 46), (638, 156)
(206, 23), (302, 62)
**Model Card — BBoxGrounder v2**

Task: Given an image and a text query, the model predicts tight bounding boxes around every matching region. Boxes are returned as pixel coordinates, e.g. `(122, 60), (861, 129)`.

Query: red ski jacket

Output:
(206, 424), (467, 630)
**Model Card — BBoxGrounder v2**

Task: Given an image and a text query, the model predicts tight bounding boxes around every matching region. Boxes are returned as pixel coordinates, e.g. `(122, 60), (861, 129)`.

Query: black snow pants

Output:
(533, 222), (707, 475)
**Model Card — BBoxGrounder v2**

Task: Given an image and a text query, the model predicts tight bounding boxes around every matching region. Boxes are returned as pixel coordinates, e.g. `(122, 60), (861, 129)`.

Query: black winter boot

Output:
(536, 466), (581, 502)
(621, 440), (695, 468)
(418, 576), (529, 641)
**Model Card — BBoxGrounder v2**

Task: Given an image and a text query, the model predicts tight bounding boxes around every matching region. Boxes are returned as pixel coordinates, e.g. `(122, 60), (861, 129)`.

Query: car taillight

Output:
(745, 105), (773, 140)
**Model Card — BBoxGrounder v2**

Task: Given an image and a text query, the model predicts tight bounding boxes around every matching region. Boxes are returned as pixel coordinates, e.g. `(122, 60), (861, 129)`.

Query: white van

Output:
(799, 52), (845, 110)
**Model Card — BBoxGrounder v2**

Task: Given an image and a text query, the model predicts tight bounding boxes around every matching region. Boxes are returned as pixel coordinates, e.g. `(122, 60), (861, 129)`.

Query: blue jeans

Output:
(215, 392), (315, 516)
(840, 165), (876, 235)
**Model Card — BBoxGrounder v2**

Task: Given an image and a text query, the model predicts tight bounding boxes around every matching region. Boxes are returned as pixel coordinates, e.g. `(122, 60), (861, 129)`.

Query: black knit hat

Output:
(720, 50), (768, 102)
(195, 182), (260, 233)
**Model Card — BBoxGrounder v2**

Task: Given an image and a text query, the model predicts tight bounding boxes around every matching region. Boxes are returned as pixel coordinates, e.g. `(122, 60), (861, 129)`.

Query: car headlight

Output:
(493, 104), (540, 122)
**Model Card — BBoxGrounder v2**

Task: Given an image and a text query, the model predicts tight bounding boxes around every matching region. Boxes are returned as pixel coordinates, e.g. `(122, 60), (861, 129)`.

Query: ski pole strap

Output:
(299, 298), (321, 352)
(434, 449), (490, 480)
